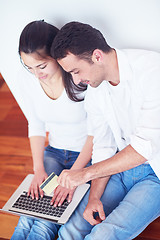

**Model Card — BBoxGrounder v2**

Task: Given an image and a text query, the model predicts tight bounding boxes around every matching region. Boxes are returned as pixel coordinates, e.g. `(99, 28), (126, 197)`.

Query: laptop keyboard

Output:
(12, 191), (70, 218)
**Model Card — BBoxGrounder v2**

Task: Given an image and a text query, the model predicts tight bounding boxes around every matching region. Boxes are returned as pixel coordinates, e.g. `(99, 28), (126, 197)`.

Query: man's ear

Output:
(92, 49), (103, 63)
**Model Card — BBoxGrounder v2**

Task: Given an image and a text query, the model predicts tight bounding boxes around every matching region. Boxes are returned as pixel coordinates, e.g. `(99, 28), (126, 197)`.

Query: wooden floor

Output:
(0, 74), (160, 240)
(0, 74), (33, 239)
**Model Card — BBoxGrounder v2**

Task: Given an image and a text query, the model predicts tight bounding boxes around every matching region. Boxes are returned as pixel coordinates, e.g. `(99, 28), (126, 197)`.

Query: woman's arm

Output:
(30, 136), (46, 172)
(71, 135), (93, 170)
(28, 136), (48, 199)
(52, 135), (93, 206)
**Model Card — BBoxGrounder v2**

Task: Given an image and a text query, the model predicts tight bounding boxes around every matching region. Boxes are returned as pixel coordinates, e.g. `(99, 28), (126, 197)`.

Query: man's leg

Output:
(58, 190), (92, 240)
(85, 165), (160, 240)
(58, 171), (129, 240)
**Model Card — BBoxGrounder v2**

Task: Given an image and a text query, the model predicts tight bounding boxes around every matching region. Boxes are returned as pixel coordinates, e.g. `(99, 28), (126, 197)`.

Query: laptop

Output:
(1, 174), (90, 225)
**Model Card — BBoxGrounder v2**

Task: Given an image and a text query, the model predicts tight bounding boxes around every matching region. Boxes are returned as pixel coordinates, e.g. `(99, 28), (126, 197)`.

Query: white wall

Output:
(0, 0), (160, 111)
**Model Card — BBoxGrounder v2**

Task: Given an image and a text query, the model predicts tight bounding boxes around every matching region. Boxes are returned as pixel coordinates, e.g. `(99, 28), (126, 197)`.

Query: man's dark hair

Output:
(51, 21), (112, 62)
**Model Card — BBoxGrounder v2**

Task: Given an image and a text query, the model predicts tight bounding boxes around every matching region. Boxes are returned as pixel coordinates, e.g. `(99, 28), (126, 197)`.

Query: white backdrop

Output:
(0, 0), (160, 114)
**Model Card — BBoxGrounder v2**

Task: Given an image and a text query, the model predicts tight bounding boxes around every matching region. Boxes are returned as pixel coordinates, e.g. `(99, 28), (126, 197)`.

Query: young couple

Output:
(11, 20), (160, 240)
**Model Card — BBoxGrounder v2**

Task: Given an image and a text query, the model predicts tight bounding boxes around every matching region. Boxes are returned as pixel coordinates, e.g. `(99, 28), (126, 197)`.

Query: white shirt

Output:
(16, 68), (87, 152)
(85, 49), (160, 179)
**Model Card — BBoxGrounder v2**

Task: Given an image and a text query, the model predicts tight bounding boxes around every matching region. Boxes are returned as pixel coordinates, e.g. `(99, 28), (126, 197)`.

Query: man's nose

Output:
(73, 75), (81, 85)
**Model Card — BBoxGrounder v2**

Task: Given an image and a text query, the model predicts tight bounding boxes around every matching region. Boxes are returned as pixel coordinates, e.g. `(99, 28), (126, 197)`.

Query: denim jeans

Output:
(11, 145), (91, 240)
(58, 164), (160, 240)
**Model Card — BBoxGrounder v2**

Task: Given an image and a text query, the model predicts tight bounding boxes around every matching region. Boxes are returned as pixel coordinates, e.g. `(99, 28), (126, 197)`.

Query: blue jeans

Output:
(11, 145), (91, 240)
(58, 164), (160, 240)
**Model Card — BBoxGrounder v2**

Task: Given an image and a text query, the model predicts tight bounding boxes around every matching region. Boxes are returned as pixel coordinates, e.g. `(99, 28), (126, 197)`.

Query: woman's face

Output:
(20, 51), (59, 82)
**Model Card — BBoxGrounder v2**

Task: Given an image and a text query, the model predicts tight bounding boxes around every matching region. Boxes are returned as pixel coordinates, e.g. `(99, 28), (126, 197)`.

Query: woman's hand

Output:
(28, 170), (48, 200)
(51, 185), (76, 207)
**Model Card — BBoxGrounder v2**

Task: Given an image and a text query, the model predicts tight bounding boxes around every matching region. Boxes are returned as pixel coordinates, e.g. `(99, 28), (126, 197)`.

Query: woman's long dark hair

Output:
(19, 20), (87, 102)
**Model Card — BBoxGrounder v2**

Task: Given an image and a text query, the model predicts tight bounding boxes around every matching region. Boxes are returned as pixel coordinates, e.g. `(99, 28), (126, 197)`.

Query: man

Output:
(51, 21), (160, 239)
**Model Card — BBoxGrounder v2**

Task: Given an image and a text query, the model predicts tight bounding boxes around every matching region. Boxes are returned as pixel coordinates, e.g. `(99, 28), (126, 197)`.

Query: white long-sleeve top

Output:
(85, 49), (160, 179)
(16, 68), (87, 152)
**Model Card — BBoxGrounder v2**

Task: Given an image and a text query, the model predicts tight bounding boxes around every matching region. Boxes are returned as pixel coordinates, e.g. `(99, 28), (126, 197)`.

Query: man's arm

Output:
(57, 144), (146, 189)
(83, 177), (110, 225)
(85, 144), (146, 180)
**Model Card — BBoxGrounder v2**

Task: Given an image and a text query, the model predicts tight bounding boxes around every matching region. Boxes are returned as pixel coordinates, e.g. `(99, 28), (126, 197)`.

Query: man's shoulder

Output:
(118, 48), (160, 63)
(118, 48), (160, 55)
(117, 49), (160, 79)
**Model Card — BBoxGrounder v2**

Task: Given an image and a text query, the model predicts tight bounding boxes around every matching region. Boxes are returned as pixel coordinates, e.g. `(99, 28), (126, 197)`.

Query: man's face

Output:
(58, 53), (105, 88)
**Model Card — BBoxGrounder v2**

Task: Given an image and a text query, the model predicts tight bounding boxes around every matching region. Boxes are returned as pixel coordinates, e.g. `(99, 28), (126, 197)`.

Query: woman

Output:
(11, 20), (92, 240)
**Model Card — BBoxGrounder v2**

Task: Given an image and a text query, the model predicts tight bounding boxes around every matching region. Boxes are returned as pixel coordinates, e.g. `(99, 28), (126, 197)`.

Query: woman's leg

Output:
(11, 216), (34, 240)
(43, 145), (66, 176)
(44, 146), (91, 175)
(11, 216), (59, 240)
(11, 146), (80, 240)
(26, 219), (60, 240)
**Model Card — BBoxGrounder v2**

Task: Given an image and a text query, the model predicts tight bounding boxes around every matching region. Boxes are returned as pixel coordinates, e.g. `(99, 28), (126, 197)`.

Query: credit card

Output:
(40, 172), (59, 195)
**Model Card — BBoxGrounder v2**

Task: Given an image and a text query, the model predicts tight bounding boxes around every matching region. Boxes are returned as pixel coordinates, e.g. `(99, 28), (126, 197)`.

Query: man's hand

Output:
(83, 198), (106, 225)
(57, 168), (88, 189)
(28, 170), (48, 200)
(50, 185), (76, 207)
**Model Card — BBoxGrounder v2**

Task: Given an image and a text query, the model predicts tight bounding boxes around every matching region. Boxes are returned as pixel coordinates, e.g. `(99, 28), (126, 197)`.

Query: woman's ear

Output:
(91, 49), (103, 63)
